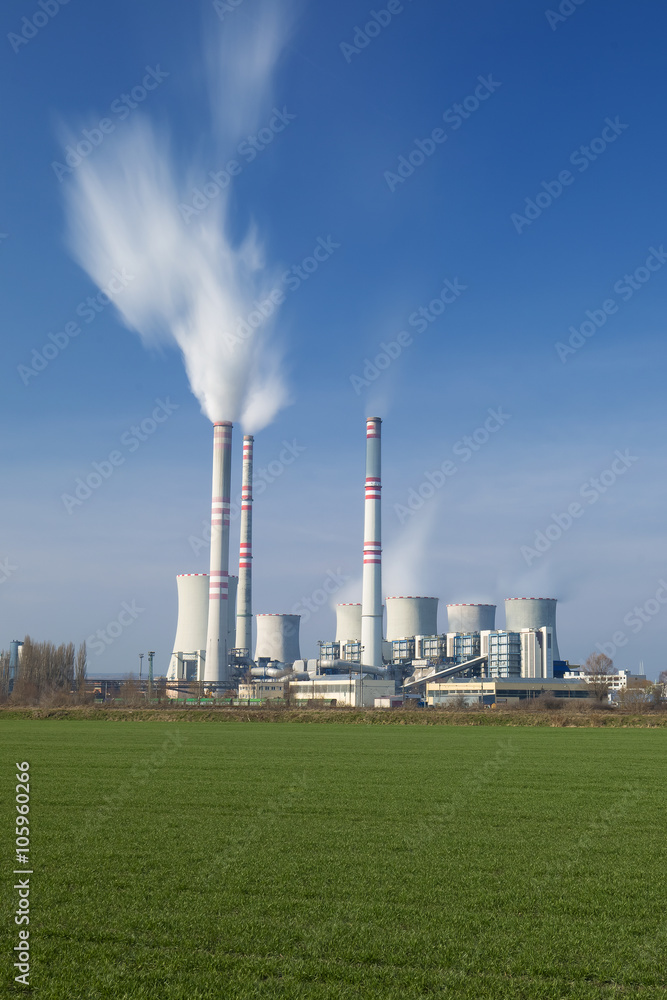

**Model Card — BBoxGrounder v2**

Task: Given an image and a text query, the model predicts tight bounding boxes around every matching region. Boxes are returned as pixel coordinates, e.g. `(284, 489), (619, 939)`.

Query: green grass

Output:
(1, 722), (666, 998)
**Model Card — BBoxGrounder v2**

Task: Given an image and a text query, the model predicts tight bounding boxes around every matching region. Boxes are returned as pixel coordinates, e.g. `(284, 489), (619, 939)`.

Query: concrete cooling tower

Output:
(169, 573), (238, 680)
(386, 597), (439, 641)
(255, 614), (301, 664)
(335, 603), (362, 641)
(447, 604), (496, 633)
(504, 598), (560, 661)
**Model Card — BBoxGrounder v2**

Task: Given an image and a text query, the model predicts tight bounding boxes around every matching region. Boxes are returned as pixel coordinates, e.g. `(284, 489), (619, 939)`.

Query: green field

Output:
(2, 721), (667, 998)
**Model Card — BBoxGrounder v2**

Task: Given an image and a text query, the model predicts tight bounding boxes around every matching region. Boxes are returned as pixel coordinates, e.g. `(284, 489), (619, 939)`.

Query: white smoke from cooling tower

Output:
(62, 2), (292, 432)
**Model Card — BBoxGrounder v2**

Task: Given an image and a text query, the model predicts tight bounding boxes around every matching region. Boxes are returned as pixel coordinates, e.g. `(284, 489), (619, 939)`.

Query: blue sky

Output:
(2, 0), (667, 678)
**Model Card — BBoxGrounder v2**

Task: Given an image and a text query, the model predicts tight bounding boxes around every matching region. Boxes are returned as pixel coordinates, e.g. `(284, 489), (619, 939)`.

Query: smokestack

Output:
(235, 434), (253, 657)
(361, 417), (383, 668)
(204, 421), (233, 690)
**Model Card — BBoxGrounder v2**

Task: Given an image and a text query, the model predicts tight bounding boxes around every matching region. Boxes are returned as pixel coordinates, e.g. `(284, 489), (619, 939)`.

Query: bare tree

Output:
(75, 642), (87, 697)
(583, 652), (615, 702)
(0, 650), (10, 699)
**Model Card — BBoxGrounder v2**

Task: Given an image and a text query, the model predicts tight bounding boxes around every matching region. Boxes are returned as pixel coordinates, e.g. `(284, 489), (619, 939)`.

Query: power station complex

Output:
(167, 419), (588, 706)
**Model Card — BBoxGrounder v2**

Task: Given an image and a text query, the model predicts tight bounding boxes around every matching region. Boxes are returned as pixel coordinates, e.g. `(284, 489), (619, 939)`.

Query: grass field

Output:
(2, 721), (667, 998)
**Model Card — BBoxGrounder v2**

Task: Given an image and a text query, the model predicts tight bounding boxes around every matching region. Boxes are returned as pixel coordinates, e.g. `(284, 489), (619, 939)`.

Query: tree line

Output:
(0, 636), (87, 702)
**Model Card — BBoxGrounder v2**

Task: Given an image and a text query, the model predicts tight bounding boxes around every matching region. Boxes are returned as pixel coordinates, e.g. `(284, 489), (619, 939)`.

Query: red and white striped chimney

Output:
(204, 421), (232, 690)
(361, 417), (383, 668)
(235, 434), (253, 657)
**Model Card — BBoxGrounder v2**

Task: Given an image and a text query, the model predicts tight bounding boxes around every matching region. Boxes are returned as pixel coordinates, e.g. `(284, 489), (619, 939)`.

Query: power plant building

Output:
(164, 415), (578, 708)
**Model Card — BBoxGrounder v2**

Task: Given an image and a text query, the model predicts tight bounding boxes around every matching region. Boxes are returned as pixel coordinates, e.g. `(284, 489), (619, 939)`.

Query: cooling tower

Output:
(361, 417), (383, 667)
(235, 434), (253, 656)
(255, 614), (301, 664)
(504, 598), (560, 661)
(204, 421), (233, 690)
(335, 603), (362, 641)
(447, 604), (496, 633)
(172, 574), (209, 652)
(386, 596), (439, 641)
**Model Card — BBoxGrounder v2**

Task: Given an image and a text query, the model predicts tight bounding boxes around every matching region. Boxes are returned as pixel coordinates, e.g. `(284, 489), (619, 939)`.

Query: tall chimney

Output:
(204, 421), (232, 690)
(361, 417), (383, 668)
(235, 434), (253, 657)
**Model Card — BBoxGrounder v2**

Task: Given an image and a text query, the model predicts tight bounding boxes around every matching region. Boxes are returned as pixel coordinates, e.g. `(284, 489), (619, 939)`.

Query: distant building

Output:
(290, 676), (395, 708)
(426, 677), (590, 706)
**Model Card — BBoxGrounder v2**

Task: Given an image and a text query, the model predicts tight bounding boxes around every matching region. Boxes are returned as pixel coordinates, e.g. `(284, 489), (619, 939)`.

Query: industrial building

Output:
(166, 416), (585, 708)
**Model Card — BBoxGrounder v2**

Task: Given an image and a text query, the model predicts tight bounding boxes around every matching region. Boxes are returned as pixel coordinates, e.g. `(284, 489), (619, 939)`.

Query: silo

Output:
(386, 597), (439, 641)
(255, 614), (301, 663)
(335, 603), (362, 642)
(504, 598), (560, 661)
(447, 604), (496, 633)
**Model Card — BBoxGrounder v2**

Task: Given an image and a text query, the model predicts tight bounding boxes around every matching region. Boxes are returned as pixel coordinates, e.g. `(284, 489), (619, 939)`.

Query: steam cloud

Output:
(64, 3), (292, 431)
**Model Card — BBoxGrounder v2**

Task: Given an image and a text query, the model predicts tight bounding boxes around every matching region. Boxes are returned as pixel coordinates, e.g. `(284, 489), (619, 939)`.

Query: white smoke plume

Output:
(63, 3), (293, 430)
